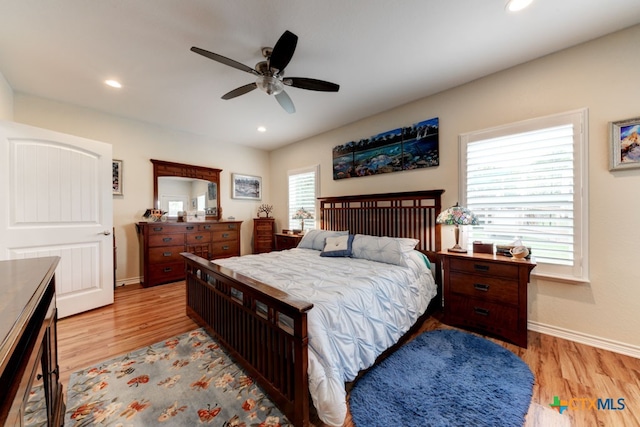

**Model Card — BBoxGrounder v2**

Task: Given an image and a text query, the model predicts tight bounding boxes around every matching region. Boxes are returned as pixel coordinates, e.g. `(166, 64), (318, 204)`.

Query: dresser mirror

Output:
(152, 159), (222, 220)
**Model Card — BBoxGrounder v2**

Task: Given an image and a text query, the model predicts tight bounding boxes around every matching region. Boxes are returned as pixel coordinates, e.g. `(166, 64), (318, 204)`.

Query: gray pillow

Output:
(351, 234), (419, 267)
(297, 229), (349, 251)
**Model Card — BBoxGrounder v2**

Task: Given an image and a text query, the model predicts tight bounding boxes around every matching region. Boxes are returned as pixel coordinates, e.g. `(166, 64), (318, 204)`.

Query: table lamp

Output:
(436, 203), (479, 253)
(292, 207), (314, 233)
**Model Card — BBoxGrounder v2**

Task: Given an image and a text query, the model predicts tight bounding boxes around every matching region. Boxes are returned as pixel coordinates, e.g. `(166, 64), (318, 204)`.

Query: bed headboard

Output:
(318, 190), (444, 253)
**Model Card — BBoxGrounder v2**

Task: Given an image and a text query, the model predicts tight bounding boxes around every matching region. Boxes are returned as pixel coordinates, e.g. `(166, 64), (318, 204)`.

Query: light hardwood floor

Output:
(58, 282), (640, 427)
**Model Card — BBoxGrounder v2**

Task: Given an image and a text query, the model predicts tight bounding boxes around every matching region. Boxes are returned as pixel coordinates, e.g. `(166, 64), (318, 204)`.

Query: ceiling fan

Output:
(191, 30), (339, 114)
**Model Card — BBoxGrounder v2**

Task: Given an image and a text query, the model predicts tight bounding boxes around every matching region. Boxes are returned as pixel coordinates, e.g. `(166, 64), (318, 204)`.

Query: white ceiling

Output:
(1, 1), (639, 151)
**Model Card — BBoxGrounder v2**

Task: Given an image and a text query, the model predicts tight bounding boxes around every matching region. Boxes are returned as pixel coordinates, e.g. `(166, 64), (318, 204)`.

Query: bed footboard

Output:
(181, 252), (313, 427)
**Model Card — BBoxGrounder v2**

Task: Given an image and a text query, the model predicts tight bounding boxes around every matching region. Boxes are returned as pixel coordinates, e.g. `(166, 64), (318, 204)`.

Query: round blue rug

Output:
(349, 329), (534, 427)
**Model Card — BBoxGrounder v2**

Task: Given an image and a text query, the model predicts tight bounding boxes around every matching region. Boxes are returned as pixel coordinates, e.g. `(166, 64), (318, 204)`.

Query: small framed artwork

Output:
(232, 173), (262, 200)
(112, 159), (123, 195)
(610, 117), (640, 171)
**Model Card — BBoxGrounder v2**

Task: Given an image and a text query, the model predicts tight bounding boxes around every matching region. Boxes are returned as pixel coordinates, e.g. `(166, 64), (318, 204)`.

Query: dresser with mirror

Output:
(137, 160), (242, 287)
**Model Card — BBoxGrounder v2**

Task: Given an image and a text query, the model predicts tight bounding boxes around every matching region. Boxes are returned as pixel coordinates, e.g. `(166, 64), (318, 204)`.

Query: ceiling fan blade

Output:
(275, 90), (296, 114)
(191, 46), (258, 75)
(269, 30), (298, 73)
(222, 83), (257, 100)
(285, 77), (339, 92)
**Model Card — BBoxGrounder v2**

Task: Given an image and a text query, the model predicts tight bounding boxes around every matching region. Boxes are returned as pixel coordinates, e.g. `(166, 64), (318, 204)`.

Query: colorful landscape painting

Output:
(333, 117), (439, 180)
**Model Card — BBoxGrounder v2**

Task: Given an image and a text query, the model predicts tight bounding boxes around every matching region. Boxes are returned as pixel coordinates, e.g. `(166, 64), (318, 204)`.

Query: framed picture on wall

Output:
(232, 173), (262, 200)
(610, 117), (640, 171)
(112, 159), (123, 195)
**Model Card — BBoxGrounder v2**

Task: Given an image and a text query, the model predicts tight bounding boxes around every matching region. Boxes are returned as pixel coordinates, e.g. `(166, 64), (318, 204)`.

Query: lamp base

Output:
(447, 244), (467, 253)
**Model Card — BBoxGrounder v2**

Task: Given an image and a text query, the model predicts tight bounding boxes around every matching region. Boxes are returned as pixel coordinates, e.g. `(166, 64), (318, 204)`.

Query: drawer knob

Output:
(187, 226), (194, 230)
(203, 225), (211, 230)
(222, 233), (229, 238)
(195, 235), (203, 240)
(153, 227), (163, 232)
(228, 225), (236, 229)
(473, 283), (490, 292)
(474, 264), (489, 272)
(162, 237), (172, 242)
(163, 267), (173, 273)
(222, 245), (229, 250)
(163, 252), (172, 257)
(474, 307), (490, 316)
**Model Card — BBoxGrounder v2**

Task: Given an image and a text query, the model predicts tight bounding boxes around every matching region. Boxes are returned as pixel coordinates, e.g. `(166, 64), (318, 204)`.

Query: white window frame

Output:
(287, 165), (320, 231)
(459, 109), (589, 283)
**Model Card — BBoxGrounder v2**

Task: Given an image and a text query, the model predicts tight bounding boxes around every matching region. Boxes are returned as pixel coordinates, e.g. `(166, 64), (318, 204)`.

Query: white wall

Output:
(270, 25), (640, 350)
(14, 94), (270, 284)
(0, 71), (13, 120)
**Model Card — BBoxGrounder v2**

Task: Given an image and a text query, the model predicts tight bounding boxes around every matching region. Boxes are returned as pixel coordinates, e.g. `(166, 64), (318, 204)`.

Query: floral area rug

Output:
(64, 328), (291, 426)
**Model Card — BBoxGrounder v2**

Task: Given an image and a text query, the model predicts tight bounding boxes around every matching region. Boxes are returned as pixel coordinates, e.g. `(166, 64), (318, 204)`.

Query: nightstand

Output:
(253, 218), (275, 253)
(274, 233), (303, 251)
(440, 251), (536, 348)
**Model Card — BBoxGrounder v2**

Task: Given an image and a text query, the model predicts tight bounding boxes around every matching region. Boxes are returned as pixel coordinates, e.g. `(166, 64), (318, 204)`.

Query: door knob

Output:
(103, 230), (112, 235)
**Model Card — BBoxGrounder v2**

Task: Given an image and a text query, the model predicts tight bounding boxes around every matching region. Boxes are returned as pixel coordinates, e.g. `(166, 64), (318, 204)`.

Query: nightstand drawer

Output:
(449, 258), (519, 278)
(447, 295), (518, 333)
(449, 271), (518, 305)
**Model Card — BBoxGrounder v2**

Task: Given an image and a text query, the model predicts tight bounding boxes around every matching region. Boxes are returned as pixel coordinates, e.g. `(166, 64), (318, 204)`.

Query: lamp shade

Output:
(436, 203), (478, 253)
(292, 207), (314, 220)
(436, 203), (479, 226)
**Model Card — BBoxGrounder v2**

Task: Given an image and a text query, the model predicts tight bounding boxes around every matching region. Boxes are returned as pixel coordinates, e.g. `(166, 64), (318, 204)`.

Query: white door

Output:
(0, 120), (113, 318)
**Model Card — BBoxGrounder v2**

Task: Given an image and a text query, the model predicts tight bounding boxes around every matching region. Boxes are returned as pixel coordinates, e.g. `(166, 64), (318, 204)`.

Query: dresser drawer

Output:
(211, 240), (239, 258)
(186, 232), (212, 245)
(447, 295), (518, 334)
(147, 224), (191, 234)
(449, 258), (519, 279)
(148, 245), (185, 263)
(212, 229), (238, 241)
(147, 262), (184, 284)
(449, 271), (519, 305)
(148, 233), (185, 247)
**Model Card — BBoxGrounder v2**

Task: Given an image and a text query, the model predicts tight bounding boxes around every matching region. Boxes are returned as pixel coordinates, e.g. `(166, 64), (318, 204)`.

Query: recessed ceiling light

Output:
(506, 0), (533, 12)
(105, 79), (122, 88)
(257, 126), (267, 133)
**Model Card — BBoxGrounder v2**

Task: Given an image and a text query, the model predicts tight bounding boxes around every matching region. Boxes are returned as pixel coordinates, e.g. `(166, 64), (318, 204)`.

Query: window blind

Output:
(460, 109), (588, 282)
(288, 168), (318, 231)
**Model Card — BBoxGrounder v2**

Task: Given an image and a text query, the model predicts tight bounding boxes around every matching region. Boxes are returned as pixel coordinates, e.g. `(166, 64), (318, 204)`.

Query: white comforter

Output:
(213, 248), (437, 426)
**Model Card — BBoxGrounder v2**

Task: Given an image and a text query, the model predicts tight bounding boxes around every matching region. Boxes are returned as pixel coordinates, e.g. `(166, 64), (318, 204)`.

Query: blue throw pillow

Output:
(320, 234), (354, 257)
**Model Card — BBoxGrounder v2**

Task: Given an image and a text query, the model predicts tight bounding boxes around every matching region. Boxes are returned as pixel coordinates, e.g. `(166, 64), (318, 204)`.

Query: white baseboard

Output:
(115, 276), (142, 287)
(528, 321), (640, 359)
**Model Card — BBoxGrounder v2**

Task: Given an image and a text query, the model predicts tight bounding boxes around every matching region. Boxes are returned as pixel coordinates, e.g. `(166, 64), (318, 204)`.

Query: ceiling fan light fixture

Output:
(506, 0), (533, 12)
(256, 75), (284, 95)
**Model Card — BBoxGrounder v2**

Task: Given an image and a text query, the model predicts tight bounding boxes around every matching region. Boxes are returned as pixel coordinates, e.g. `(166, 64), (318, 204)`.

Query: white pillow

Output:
(351, 234), (419, 267)
(297, 229), (349, 251)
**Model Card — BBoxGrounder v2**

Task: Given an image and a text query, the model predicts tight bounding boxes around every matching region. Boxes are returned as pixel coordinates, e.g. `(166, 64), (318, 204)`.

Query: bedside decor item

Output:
(232, 173), (262, 200)
(436, 203), (479, 253)
(257, 203), (273, 218)
(510, 245), (530, 259)
(112, 159), (123, 195)
(610, 116), (640, 171)
(292, 206), (314, 233)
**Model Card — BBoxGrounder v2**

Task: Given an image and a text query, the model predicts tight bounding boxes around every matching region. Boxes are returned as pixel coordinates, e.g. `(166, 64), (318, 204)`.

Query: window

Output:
(459, 109), (588, 282)
(288, 165), (319, 231)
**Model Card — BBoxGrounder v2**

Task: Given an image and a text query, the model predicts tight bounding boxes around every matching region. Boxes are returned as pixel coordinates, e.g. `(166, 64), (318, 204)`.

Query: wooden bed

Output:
(182, 190), (443, 426)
